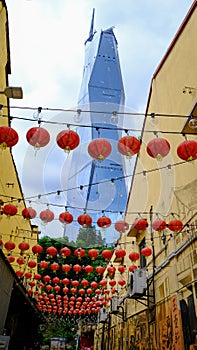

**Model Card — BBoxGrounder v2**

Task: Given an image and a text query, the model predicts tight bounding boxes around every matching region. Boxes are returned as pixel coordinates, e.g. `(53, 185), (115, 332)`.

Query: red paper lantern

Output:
(62, 264), (71, 273)
(34, 273), (42, 280)
(28, 260), (37, 268)
(18, 241), (30, 252)
(63, 287), (69, 294)
(70, 287), (77, 294)
(40, 208), (54, 224)
(129, 252), (140, 261)
(118, 279), (126, 287)
(88, 138), (112, 161)
(97, 215), (111, 229)
(168, 219), (183, 233)
(107, 266), (116, 275)
(54, 285), (61, 293)
(24, 272), (32, 279)
(133, 218), (148, 231)
(7, 255), (15, 263)
(59, 211), (73, 225)
(22, 207), (37, 220)
(60, 247), (71, 258)
(62, 278), (70, 285)
(39, 261), (49, 270)
(115, 249), (126, 259)
(73, 264), (82, 274)
(88, 248), (99, 260)
(152, 219), (166, 232)
(72, 280), (80, 287)
(109, 279), (116, 287)
(118, 135), (140, 158)
(74, 248), (86, 259)
(129, 265), (138, 272)
(95, 289), (102, 295)
(111, 288), (117, 295)
(32, 244), (43, 254)
(141, 247), (152, 257)
(50, 262), (60, 272)
(5, 241), (15, 251)
(100, 280), (107, 287)
(77, 213), (92, 227)
(16, 270), (23, 278)
(0, 126), (18, 149)
(17, 257), (25, 265)
(46, 246), (57, 257)
(56, 130), (80, 152)
(26, 127), (50, 149)
(3, 204), (18, 217)
(78, 288), (85, 295)
(43, 275), (51, 283)
(52, 277), (60, 285)
(81, 279), (89, 287)
(85, 265), (94, 274)
(96, 266), (105, 275)
(118, 265), (125, 274)
(146, 137), (170, 160)
(177, 140), (197, 161)
(114, 220), (129, 233)
(91, 281), (98, 289)
(87, 288), (93, 295)
(101, 249), (113, 260)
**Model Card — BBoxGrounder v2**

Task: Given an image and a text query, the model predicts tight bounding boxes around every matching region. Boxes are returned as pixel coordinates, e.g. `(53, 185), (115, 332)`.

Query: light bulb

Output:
(33, 107), (43, 120)
(55, 190), (62, 201)
(110, 111), (118, 125)
(149, 112), (159, 126)
(74, 109), (82, 123)
(188, 116), (197, 129)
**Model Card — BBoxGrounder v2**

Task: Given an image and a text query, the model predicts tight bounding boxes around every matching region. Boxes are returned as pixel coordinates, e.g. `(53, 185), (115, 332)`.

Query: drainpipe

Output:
(147, 205), (156, 350)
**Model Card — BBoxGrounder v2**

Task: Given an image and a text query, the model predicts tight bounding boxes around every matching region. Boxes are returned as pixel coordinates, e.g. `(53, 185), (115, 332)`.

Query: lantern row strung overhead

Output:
(0, 125), (197, 161)
(1, 204), (184, 234)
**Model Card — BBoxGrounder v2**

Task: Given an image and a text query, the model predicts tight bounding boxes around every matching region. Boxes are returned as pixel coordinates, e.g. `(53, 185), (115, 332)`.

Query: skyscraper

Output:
(67, 10), (128, 230)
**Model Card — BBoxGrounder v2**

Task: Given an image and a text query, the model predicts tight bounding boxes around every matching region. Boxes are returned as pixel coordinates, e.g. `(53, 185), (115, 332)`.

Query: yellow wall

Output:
(0, 1), (38, 276)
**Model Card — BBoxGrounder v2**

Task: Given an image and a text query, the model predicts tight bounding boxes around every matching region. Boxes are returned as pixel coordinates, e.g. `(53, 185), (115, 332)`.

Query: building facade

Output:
(66, 11), (128, 233)
(0, 1), (42, 348)
(94, 1), (197, 349)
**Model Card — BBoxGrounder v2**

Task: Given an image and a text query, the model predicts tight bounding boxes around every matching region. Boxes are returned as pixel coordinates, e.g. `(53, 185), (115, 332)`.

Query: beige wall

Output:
(95, 3), (197, 349)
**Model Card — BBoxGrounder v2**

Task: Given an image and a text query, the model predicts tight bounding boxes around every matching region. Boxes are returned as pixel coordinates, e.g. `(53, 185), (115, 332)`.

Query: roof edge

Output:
(145, 0), (197, 115)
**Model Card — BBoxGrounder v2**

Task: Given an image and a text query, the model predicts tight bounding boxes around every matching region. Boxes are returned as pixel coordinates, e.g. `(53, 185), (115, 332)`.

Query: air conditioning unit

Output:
(99, 308), (107, 323)
(111, 296), (119, 313)
(130, 268), (146, 298)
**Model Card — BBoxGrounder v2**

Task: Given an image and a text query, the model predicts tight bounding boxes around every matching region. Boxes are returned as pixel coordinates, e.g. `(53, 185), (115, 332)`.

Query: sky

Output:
(5, 0), (194, 243)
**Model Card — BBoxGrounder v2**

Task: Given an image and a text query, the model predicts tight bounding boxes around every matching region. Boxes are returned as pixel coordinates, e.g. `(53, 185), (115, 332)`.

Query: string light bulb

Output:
(33, 107), (43, 120)
(110, 111), (118, 125)
(188, 115), (197, 129)
(74, 109), (82, 123)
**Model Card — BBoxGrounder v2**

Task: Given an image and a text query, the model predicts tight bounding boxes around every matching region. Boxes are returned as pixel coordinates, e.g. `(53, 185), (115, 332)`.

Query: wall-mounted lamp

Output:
(0, 86), (23, 99)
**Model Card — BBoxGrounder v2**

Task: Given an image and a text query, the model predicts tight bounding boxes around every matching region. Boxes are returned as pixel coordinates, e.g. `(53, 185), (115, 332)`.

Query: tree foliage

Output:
(76, 225), (106, 247)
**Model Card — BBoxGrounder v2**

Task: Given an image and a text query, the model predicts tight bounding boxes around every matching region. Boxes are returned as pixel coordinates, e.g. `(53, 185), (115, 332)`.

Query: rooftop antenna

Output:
(85, 8), (95, 44)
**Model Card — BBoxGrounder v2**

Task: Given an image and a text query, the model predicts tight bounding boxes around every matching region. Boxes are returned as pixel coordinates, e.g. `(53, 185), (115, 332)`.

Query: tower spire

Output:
(85, 8), (95, 44)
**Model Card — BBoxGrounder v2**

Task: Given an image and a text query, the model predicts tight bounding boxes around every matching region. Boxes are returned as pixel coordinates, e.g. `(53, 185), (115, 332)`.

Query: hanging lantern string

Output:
(0, 112), (190, 135)
(0, 158), (196, 213)
(0, 201), (194, 229)
(6, 104), (190, 119)
(1, 156), (194, 204)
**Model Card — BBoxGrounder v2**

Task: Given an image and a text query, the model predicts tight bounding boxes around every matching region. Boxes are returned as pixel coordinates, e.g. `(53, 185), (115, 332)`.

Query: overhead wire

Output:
(0, 157), (196, 211)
